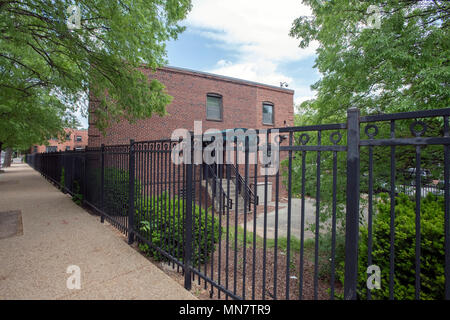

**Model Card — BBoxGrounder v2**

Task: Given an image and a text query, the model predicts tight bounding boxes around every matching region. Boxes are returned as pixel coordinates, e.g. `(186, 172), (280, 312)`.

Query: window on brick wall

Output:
(66, 133), (71, 141)
(76, 135), (82, 142)
(206, 93), (223, 121)
(46, 146), (57, 152)
(262, 102), (274, 125)
(65, 146), (70, 151)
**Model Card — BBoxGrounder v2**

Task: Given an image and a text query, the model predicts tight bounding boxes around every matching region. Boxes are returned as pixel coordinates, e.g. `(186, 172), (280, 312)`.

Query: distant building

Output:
(31, 128), (88, 153)
(87, 66), (295, 203)
(88, 66), (294, 146)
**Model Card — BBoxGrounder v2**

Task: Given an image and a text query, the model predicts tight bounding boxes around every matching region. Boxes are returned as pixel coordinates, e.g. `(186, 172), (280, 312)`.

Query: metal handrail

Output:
(205, 164), (233, 210)
(229, 163), (258, 207)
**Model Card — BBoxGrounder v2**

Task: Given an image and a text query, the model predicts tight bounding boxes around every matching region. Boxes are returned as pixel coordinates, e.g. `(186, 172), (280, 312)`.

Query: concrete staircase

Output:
(201, 178), (246, 213)
(221, 179), (246, 212)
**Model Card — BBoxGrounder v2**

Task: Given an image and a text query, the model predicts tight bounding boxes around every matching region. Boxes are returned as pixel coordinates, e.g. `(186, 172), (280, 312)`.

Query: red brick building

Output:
(88, 66), (294, 146)
(88, 66), (294, 203)
(31, 128), (88, 153)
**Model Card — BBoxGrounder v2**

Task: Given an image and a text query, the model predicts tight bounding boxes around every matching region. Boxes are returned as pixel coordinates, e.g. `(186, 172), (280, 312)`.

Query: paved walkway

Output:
(245, 197), (368, 241)
(0, 164), (195, 300)
(245, 198), (317, 240)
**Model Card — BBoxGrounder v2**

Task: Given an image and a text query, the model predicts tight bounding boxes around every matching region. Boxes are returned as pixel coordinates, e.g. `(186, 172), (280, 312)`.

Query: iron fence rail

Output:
(25, 107), (450, 300)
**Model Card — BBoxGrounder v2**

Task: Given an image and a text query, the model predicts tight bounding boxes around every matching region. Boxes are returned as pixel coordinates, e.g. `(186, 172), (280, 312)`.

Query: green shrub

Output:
(313, 231), (347, 280)
(103, 167), (142, 216)
(72, 180), (83, 205)
(60, 167), (65, 191)
(137, 192), (221, 266)
(355, 192), (445, 299)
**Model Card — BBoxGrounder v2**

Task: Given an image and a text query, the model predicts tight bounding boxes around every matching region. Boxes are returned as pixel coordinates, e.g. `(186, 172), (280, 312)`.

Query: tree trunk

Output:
(3, 148), (12, 168)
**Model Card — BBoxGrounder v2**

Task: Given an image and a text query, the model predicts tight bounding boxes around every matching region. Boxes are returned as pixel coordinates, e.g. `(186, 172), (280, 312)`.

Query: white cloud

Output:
(216, 59), (232, 68)
(186, 0), (318, 103)
(295, 94), (316, 106)
(75, 108), (88, 129)
(187, 0), (314, 61)
(210, 60), (292, 85)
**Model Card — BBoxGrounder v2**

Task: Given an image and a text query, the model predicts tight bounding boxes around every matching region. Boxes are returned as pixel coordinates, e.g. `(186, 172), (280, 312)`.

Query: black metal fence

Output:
(26, 107), (450, 300)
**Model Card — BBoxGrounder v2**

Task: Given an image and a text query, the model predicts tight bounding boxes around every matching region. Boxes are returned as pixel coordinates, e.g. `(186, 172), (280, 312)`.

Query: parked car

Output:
(405, 168), (432, 185)
(378, 181), (399, 196)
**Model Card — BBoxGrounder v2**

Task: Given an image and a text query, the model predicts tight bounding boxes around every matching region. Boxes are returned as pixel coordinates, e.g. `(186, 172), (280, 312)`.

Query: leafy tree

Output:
(290, 0), (449, 123)
(284, 1), (449, 286)
(287, 0), (449, 201)
(0, 89), (75, 150)
(352, 193), (446, 300)
(0, 0), (192, 153)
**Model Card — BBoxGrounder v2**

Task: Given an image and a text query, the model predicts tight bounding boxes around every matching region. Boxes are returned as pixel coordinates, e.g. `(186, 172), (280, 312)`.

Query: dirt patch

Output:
(0, 180), (19, 186)
(188, 237), (341, 300)
(0, 210), (23, 239)
(129, 219), (342, 300)
(85, 200), (342, 300)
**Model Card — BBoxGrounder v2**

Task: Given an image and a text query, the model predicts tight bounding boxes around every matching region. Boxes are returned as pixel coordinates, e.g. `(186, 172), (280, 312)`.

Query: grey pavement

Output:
(0, 164), (195, 300)
(245, 197), (368, 240)
(244, 198), (318, 240)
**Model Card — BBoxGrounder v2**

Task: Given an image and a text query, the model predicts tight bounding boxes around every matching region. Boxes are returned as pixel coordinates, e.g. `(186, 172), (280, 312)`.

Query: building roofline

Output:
(65, 128), (88, 131)
(147, 65), (294, 95)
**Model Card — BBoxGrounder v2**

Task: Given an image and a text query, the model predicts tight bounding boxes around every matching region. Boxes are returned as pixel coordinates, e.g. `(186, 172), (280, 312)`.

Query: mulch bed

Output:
(191, 211), (342, 300)
(190, 240), (336, 300)
(90, 199), (343, 300)
(138, 211), (342, 301)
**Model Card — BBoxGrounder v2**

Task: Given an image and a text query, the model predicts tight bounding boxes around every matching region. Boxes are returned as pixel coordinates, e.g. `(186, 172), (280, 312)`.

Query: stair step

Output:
(202, 178), (251, 212)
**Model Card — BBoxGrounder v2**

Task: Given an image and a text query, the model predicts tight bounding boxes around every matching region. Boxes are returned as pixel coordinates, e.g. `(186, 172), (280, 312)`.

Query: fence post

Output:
(82, 149), (87, 206)
(184, 135), (193, 291)
(61, 152), (66, 192)
(71, 151), (75, 193)
(128, 139), (135, 245)
(344, 107), (360, 300)
(100, 144), (105, 223)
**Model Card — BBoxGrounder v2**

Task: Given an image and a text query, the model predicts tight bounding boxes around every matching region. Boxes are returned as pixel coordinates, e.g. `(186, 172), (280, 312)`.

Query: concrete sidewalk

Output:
(0, 164), (195, 300)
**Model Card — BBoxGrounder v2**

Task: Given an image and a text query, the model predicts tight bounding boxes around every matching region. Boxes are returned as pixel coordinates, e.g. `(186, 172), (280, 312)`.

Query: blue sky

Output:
(78, 0), (320, 128)
(166, 0), (320, 104)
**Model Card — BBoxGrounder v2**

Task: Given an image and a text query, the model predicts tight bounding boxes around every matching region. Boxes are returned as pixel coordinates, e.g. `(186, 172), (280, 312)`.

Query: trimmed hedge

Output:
(137, 192), (221, 266)
(356, 193), (446, 299)
(103, 167), (142, 216)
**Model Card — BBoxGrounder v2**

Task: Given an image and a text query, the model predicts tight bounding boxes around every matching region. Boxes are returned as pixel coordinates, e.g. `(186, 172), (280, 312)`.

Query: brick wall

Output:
(88, 66), (294, 146)
(32, 129), (88, 153)
(88, 66), (295, 202)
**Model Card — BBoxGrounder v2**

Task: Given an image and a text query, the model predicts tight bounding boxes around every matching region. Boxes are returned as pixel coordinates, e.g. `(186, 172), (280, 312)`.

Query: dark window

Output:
(33, 146), (38, 153)
(76, 136), (82, 142)
(65, 146), (70, 151)
(262, 103), (274, 125)
(66, 134), (71, 141)
(46, 146), (57, 152)
(206, 94), (223, 121)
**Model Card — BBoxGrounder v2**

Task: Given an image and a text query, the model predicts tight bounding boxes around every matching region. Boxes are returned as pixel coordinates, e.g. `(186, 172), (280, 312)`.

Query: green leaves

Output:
(136, 193), (221, 265)
(356, 193), (446, 299)
(290, 0), (450, 122)
(286, 2), (448, 252)
(0, 0), (191, 148)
